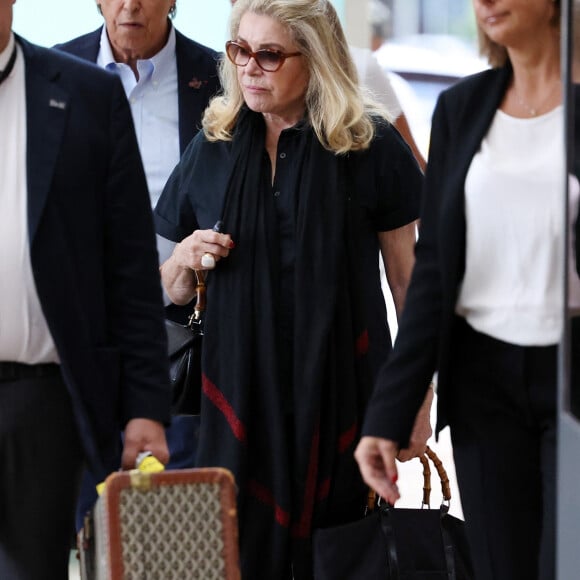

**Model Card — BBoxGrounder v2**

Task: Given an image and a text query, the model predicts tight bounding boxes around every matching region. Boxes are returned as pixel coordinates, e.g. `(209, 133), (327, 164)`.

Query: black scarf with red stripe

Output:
(197, 110), (372, 579)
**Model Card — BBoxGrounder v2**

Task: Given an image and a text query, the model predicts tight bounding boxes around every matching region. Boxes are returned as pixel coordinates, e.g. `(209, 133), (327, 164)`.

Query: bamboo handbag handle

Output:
(366, 445), (452, 510)
(420, 446), (452, 507)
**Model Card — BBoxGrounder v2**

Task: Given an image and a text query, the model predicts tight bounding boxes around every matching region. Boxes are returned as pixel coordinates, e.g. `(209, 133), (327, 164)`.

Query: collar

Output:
(97, 23), (176, 81)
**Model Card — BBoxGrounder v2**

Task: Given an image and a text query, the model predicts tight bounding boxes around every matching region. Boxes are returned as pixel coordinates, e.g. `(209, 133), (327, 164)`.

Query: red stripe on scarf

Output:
(355, 329), (369, 356)
(202, 374), (247, 444)
(291, 425), (320, 539)
(247, 479), (291, 528)
(337, 421), (357, 454)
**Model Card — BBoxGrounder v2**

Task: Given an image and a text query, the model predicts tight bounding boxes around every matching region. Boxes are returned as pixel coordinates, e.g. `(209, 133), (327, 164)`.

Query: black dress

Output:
(155, 110), (422, 579)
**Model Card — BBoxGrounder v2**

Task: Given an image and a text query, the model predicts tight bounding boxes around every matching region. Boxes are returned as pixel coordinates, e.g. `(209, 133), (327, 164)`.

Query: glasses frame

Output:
(225, 40), (302, 72)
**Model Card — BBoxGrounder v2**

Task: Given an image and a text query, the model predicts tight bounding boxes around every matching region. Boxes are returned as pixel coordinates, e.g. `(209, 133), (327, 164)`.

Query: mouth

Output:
(118, 22), (144, 29)
(244, 85), (267, 92)
(485, 12), (508, 25)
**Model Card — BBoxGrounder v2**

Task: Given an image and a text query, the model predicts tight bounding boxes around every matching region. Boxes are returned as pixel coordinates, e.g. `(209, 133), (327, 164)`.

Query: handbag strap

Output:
(190, 270), (206, 324)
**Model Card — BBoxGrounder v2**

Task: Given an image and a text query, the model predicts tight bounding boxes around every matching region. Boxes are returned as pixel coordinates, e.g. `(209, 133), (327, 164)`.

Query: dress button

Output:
(279, 152), (287, 159)
(273, 191), (281, 197)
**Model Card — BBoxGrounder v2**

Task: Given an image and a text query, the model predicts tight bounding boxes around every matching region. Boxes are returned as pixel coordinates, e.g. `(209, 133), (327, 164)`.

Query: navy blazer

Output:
(56, 26), (221, 325)
(362, 65), (515, 445)
(55, 26), (221, 154)
(19, 37), (171, 481)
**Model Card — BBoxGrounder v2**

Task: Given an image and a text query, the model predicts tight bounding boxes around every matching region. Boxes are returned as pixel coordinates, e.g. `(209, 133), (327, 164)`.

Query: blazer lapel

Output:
(21, 39), (69, 243)
(460, 66), (511, 171)
(439, 65), (512, 299)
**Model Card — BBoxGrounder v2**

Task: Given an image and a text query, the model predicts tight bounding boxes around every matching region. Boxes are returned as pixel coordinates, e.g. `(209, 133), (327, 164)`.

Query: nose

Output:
(122, 0), (141, 12)
(244, 56), (263, 74)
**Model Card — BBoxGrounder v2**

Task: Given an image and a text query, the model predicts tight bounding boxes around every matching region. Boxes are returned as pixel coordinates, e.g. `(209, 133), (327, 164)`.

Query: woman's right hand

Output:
(160, 228), (235, 305)
(172, 228), (235, 271)
(354, 437), (401, 504)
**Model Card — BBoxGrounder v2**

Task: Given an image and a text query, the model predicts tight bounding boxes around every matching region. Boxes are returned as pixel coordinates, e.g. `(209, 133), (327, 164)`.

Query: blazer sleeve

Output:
(102, 78), (172, 426)
(361, 91), (453, 445)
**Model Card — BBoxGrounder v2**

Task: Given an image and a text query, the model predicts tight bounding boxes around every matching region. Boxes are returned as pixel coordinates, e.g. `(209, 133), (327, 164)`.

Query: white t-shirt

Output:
(456, 106), (580, 346)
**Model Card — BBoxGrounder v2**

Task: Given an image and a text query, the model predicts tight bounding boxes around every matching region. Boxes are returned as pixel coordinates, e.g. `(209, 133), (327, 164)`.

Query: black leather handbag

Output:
(313, 446), (473, 580)
(165, 270), (206, 415)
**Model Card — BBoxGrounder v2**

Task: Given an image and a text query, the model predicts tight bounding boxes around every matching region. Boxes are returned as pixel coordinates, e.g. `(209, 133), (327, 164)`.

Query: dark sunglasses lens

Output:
(256, 50), (283, 71)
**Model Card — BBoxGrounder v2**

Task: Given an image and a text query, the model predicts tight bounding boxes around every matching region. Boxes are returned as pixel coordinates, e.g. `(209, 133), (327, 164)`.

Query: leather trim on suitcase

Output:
(91, 467), (239, 579)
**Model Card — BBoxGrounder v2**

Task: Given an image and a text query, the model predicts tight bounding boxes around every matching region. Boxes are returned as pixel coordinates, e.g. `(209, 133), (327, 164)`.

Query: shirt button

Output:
(273, 191), (281, 197)
(279, 152), (287, 159)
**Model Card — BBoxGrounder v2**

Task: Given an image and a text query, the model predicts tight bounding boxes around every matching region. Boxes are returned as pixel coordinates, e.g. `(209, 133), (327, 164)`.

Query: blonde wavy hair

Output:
(202, 0), (389, 153)
(477, 0), (560, 68)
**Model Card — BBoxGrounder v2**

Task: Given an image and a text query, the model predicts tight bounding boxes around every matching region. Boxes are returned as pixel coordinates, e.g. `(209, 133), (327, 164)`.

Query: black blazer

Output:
(55, 26), (221, 154)
(19, 37), (171, 480)
(362, 65), (515, 445)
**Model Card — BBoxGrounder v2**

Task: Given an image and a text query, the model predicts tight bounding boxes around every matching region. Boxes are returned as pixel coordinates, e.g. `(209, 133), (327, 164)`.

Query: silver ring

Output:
(201, 253), (216, 269)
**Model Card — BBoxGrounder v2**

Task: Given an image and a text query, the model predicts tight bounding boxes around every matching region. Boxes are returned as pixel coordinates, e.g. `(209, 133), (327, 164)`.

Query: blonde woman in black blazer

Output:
(356, 1), (569, 579)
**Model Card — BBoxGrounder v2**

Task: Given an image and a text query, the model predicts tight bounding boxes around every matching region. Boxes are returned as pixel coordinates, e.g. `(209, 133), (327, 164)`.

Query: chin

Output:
(244, 98), (272, 115)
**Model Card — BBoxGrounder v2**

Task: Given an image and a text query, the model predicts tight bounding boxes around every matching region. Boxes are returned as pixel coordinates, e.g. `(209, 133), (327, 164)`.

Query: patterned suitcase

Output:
(79, 467), (240, 580)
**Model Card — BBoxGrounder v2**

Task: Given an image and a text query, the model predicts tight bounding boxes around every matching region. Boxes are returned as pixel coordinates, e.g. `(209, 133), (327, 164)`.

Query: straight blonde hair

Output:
(202, 0), (389, 154)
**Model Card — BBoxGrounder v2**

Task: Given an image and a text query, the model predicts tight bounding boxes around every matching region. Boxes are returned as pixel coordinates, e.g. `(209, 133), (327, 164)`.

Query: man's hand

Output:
(397, 386), (434, 462)
(354, 437), (400, 504)
(121, 418), (169, 470)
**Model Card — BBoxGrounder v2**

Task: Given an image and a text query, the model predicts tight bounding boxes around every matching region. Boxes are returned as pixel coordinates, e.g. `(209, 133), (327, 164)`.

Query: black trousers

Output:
(0, 371), (84, 580)
(448, 317), (556, 580)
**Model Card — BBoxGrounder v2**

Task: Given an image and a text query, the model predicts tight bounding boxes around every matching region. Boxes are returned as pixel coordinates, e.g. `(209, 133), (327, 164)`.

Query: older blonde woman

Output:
(155, 0), (424, 576)
(356, 1), (567, 579)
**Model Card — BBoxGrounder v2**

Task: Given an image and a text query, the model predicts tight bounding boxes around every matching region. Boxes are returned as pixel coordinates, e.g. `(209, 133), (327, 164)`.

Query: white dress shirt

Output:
(0, 35), (59, 363)
(97, 26), (181, 208)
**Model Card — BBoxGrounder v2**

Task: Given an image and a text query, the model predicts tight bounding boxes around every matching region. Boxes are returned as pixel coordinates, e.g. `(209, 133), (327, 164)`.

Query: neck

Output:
(507, 30), (560, 89)
(108, 27), (170, 79)
(0, 30), (12, 55)
(262, 110), (304, 135)
(504, 35), (561, 118)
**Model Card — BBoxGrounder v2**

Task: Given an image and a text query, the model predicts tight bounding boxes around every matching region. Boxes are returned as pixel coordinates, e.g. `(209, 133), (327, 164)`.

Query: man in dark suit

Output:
(55, 1), (221, 490)
(0, 2), (171, 577)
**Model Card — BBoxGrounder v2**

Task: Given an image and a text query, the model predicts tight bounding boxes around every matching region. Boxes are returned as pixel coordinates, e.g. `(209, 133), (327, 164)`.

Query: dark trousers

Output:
(448, 317), (556, 580)
(0, 372), (83, 580)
